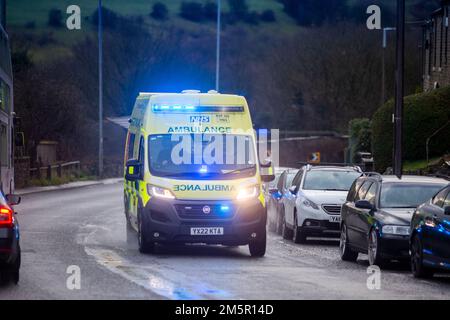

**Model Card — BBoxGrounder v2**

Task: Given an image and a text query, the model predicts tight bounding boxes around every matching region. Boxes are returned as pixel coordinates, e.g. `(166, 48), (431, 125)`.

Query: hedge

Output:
(372, 86), (450, 172)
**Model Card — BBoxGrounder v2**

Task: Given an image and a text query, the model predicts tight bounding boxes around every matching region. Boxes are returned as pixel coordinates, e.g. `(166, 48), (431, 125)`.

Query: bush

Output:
(260, 10), (276, 22)
(151, 2), (169, 21)
(244, 11), (260, 25)
(349, 118), (371, 163)
(25, 21), (36, 29)
(228, 0), (249, 20)
(204, 2), (218, 21)
(180, 2), (204, 22)
(372, 86), (450, 172)
(48, 9), (63, 28)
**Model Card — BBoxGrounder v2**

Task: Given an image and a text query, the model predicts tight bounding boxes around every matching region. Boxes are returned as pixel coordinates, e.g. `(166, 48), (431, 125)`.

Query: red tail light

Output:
(0, 206), (13, 227)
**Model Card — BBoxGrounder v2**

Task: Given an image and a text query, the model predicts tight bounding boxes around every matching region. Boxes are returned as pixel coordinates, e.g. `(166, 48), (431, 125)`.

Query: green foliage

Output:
(260, 10), (276, 23)
(372, 87), (450, 172)
(47, 8), (63, 28)
(180, 2), (204, 22)
(349, 118), (372, 163)
(151, 2), (169, 21)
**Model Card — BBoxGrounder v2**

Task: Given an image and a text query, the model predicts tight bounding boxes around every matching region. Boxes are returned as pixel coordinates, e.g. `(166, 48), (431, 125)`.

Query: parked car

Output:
(267, 168), (298, 234)
(410, 184), (450, 278)
(340, 174), (448, 267)
(0, 192), (21, 284)
(282, 165), (362, 243)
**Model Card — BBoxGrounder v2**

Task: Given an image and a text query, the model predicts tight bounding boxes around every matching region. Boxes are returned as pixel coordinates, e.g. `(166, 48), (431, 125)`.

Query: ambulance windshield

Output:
(148, 134), (257, 180)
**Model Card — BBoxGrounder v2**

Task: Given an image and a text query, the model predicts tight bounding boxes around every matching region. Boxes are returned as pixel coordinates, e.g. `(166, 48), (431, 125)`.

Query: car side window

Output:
(127, 133), (136, 161)
(291, 170), (303, 189)
(444, 188), (450, 207)
(347, 179), (364, 201)
(355, 181), (372, 202)
(433, 188), (449, 208)
(365, 182), (378, 206)
(277, 172), (286, 190)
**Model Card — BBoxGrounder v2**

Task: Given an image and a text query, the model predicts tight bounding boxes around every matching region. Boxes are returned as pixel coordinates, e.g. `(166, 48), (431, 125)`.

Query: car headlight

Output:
(237, 185), (260, 200)
(382, 225), (410, 236)
(148, 185), (176, 200)
(302, 198), (319, 210)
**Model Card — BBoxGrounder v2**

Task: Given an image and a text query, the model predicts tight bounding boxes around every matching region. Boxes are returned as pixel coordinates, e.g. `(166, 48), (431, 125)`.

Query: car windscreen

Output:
(148, 134), (256, 180)
(303, 170), (361, 191)
(380, 183), (446, 208)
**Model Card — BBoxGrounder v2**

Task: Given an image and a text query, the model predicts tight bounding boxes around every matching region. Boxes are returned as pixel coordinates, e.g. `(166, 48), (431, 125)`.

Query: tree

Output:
(204, 2), (218, 21)
(180, 2), (204, 22)
(260, 10), (276, 23)
(151, 2), (169, 21)
(48, 9), (63, 28)
(228, 0), (249, 20)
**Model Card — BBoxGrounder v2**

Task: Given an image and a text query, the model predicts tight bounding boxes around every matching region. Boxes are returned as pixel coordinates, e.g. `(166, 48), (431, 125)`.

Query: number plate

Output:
(329, 216), (341, 223)
(190, 227), (224, 236)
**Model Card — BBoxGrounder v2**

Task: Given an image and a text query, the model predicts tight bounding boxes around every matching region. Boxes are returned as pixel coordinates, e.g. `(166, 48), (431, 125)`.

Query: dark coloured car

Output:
(340, 175), (448, 267)
(410, 185), (450, 278)
(0, 192), (21, 284)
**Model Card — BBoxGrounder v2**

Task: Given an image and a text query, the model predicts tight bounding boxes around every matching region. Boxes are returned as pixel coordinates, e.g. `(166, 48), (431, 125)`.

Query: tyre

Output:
(276, 208), (284, 235)
(339, 223), (358, 262)
(281, 213), (293, 240)
(293, 213), (307, 244)
(249, 231), (266, 257)
(138, 211), (155, 254)
(411, 235), (434, 278)
(10, 248), (20, 285)
(368, 229), (386, 267)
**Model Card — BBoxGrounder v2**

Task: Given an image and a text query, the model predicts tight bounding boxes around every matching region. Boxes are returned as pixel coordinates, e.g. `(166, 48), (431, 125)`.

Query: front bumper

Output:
(141, 197), (267, 246)
(300, 219), (341, 238)
(378, 234), (410, 260)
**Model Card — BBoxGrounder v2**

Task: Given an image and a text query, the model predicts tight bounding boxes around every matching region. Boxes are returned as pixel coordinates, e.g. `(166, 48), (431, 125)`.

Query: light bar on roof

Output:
(152, 105), (244, 113)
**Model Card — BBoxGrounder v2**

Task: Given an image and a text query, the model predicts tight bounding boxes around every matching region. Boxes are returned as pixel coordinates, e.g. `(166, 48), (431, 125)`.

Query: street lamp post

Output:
(381, 27), (396, 107)
(394, 0), (405, 179)
(216, 0), (221, 92)
(98, 0), (104, 178)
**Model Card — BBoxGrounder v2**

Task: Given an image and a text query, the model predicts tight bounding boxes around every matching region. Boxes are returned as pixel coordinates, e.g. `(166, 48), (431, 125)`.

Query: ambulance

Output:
(124, 90), (274, 257)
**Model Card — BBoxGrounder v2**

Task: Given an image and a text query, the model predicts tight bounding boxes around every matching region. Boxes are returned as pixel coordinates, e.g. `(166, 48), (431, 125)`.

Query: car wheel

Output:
(276, 208), (284, 235)
(411, 235), (434, 278)
(281, 213), (293, 240)
(293, 213), (307, 244)
(339, 223), (358, 261)
(368, 229), (386, 267)
(249, 230), (266, 257)
(138, 211), (155, 254)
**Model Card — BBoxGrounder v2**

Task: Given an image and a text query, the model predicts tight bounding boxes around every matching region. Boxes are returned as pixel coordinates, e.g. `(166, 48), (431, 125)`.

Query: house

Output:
(423, 0), (450, 91)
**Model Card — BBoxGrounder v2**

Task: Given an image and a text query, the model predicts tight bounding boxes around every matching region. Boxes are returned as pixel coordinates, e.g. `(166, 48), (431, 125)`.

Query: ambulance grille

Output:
(175, 204), (235, 219)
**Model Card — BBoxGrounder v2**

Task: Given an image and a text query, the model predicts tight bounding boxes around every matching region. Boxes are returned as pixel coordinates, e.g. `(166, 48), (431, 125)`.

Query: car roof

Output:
(366, 175), (449, 184)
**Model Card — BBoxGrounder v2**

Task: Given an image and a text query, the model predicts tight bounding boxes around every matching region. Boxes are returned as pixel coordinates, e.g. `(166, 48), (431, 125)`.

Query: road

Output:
(0, 181), (449, 300)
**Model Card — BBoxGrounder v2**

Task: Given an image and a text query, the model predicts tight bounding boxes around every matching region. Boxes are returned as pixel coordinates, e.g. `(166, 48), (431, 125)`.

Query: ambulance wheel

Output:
(249, 231), (266, 257)
(138, 211), (155, 254)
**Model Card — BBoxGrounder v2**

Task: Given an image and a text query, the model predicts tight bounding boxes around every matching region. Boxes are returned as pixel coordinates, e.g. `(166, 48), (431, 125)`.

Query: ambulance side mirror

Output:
(259, 160), (272, 168)
(125, 159), (142, 181)
(261, 174), (275, 183)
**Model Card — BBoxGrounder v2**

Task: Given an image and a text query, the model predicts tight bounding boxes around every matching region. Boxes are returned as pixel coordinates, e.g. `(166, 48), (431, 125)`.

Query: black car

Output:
(340, 174), (448, 267)
(410, 185), (450, 278)
(0, 192), (21, 284)
(267, 169), (298, 235)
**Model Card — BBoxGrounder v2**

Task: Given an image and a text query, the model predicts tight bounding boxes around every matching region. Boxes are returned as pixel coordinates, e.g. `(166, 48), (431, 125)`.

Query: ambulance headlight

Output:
(148, 185), (176, 200)
(237, 185), (260, 201)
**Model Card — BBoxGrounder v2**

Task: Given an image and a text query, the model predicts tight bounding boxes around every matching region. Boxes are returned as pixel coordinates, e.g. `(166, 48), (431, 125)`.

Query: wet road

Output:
(1, 181), (449, 300)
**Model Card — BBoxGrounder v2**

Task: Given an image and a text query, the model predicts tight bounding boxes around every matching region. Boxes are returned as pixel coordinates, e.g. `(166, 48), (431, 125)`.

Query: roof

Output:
(374, 175), (449, 184)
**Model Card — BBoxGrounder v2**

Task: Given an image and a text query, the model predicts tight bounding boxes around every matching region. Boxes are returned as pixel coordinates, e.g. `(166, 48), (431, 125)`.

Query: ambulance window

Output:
(127, 133), (135, 160)
(138, 136), (145, 163)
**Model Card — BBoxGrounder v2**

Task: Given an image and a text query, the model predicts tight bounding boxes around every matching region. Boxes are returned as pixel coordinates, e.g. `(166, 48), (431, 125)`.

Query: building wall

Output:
(424, 3), (450, 91)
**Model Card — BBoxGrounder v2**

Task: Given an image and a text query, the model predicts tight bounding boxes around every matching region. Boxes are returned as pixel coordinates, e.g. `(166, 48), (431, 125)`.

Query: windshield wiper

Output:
(222, 166), (256, 176)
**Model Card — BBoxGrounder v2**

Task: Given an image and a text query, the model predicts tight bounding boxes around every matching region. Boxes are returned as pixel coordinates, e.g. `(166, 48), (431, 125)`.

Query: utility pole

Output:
(381, 27), (396, 106)
(98, 0), (104, 178)
(215, 0), (221, 92)
(394, 0), (405, 179)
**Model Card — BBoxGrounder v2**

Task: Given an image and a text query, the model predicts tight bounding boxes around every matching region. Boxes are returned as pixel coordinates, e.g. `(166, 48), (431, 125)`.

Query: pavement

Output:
(16, 178), (124, 195)
(1, 181), (450, 300)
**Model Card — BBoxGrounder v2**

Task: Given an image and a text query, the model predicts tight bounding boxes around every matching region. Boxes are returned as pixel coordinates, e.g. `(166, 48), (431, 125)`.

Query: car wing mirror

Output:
(125, 159), (142, 181)
(355, 200), (373, 211)
(289, 186), (297, 195)
(6, 194), (21, 206)
(444, 206), (450, 216)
